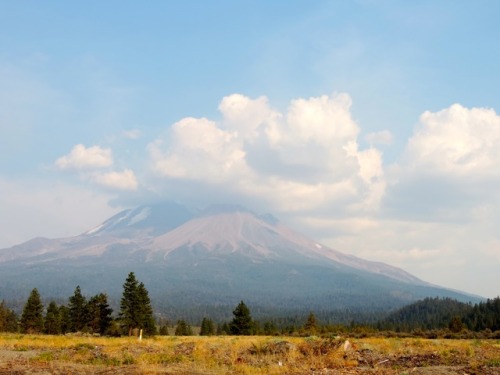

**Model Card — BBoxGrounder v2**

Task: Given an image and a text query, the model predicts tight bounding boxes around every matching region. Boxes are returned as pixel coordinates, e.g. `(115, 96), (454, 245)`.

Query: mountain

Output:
(0, 203), (480, 321)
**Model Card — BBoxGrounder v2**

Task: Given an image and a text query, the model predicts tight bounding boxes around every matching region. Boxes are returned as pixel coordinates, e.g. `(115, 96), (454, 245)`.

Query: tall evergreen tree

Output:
(200, 317), (215, 336)
(87, 293), (113, 335)
(120, 272), (156, 336)
(304, 312), (318, 334)
(229, 300), (253, 335)
(136, 282), (157, 335)
(20, 288), (44, 334)
(448, 315), (464, 333)
(120, 272), (140, 335)
(59, 305), (71, 334)
(44, 301), (61, 334)
(0, 300), (18, 332)
(175, 319), (193, 336)
(159, 325), (169, 335)
(97, 293), (113, 335)
(68, 286), (87, 332)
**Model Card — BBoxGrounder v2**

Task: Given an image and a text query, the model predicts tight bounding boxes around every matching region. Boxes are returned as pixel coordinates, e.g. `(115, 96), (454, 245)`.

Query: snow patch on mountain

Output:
(0, 202), (425, 285)
(128, 207), (151, 226)
(85, 224), (105, 235)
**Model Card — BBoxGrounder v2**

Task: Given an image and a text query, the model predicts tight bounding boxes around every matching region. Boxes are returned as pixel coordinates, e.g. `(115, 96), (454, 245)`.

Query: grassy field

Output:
(0, 333), (499, 374)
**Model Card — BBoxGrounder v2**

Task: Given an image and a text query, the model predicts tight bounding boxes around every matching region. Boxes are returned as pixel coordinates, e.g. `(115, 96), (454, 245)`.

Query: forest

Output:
(1, 273), (499, 339)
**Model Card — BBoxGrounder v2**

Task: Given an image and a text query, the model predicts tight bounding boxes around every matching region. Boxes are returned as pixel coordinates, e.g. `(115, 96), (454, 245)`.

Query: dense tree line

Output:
(153, 300), (390, 325)
(1, 277), (498, 337)
(379, 297), (473, 331)
(378, 296), (500, 335)
(464, 297), (500, 331)
(16, 286), (114, 335)
(174, 320), (193, 336)
(0, 301), (18, 332)
(1, 272), (155, 336)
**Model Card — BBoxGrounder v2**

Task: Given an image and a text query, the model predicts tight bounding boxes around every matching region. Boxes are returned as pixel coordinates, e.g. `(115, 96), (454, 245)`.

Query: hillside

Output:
(379, 296), (500, 333)
(380, 297), (473, 331)
(0, 203), (481, 320)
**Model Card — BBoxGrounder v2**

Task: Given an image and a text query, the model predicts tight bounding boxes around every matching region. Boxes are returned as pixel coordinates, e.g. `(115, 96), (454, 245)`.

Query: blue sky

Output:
(1, 1), (500, 297)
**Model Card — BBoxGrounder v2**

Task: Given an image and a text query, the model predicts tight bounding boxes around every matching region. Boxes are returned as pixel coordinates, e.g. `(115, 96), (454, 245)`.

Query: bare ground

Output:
(0, 336), (499, 374)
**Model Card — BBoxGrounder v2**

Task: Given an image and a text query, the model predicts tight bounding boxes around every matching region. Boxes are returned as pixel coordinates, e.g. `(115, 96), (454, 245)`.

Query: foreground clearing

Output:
(0, 334), (499, 374)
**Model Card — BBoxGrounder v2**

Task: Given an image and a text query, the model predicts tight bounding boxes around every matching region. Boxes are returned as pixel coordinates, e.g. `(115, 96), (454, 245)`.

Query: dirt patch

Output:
(308, 366), (500, 375)
(0, 335), (499, 374)
(0, 349), (40, 361)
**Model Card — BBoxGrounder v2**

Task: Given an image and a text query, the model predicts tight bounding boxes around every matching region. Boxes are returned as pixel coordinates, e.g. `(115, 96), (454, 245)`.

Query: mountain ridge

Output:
(0, 202), (481, 319)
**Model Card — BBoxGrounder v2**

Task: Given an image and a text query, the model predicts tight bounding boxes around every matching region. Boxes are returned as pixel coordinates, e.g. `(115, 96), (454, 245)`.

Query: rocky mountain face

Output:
(0, 203), (478, 319)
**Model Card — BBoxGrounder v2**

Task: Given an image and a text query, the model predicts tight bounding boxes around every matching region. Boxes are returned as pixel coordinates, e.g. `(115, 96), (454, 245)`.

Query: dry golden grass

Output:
(0, 334), (499, 374)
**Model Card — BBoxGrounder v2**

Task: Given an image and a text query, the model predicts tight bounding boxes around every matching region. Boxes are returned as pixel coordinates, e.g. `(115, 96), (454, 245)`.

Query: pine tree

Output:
(20, 288), (44, 334)
(87, 293), (113, 335)
(120, 272), (140, 335)
(448, 315), (463, 333)
(0, 300), (18, 332)
(44, 301), (61, 334)
(229, 300), (253, 335)
(68, 286), (88, 332)
(200, 317), (215, 336)
(159, 325), (169, 335)
(97, 294), (113, 335)
(175, 319), (193, 336)
(120, 272), (156, 336)
(87, 295), (101, 334)
(59, 305), (71, 334)
(304, 312), (318, 334)
(136, 282), (157, 335)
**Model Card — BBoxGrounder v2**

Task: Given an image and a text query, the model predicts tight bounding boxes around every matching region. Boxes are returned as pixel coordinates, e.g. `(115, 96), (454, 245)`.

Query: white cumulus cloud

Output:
(149, 93), (385, 215)
(404, 104), (500, 177)
(384, 103), (500, 221)
(55, 144), (138, 192)
(55, 144), (113, 170)
(149, 117), (247, 181)
(91, 169), (138, 191)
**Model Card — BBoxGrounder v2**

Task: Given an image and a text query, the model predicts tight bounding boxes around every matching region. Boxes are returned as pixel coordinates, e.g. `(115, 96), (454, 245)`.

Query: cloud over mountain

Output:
(41, 94), (500, 298)
(4, 91), (499, 298)
(91, 169), (138, 191)
(148, 93), (385, 215)
(2, 1), (499, 301)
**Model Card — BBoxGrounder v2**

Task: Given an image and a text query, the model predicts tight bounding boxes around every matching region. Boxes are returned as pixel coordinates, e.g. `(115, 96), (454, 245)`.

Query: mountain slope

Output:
(148, 208), (423, 285)
(84, 201), (194, 237)
(0, 203), (480, 319)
